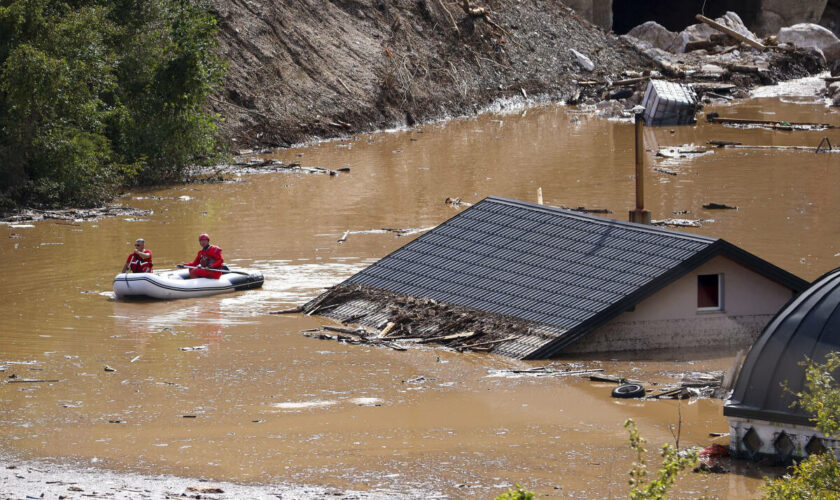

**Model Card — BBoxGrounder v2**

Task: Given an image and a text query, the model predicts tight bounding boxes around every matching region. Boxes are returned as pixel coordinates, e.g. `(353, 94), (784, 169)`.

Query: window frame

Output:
(697, 273), (724, 312)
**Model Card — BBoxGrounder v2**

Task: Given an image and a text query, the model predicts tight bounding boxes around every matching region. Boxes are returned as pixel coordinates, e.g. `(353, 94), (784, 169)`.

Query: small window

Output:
(697, 274), (722, 310)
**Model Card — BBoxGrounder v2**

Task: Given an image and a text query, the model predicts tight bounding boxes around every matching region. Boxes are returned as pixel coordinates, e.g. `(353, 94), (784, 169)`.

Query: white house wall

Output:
(727, 416), (839, 461)
(564, 255), (796, 353)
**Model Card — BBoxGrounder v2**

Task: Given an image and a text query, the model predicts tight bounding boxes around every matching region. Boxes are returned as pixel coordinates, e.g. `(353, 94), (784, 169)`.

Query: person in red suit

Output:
(121, 238), (152, 273)
(180, 233), (224, 279)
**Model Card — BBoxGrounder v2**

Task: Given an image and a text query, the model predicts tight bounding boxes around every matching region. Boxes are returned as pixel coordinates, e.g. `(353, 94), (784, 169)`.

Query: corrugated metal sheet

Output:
(336, 196), (808, 359)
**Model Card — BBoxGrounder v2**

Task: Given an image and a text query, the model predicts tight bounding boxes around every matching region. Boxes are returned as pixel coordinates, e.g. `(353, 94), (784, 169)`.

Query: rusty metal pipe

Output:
(635, 114), (644, 210)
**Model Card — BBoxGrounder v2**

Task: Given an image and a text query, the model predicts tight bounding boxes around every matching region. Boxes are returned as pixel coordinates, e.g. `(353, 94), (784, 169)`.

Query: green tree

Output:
(625, 419), (699, 500)
(0, 0), (224, 210)
(762, 352), (840, 499)
(496, 484), (539, 500)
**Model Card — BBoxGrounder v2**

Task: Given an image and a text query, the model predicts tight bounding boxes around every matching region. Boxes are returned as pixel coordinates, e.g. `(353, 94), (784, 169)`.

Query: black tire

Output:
(612, 383), (645, 399)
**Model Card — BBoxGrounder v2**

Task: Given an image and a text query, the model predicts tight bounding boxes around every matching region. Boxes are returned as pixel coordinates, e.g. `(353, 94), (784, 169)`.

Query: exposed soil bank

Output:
(211, 0), (651, 147)
(210, 1), (829, 148)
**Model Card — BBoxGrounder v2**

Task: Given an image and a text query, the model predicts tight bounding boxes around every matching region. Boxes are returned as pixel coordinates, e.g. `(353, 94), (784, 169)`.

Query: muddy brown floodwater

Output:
(2, 79), (839, 498)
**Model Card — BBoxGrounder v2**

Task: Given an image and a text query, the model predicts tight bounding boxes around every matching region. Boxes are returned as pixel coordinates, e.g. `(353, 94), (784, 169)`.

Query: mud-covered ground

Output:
(210, 0), (828, 147)
(0, 453), (399, 499)
(211, 0), (650, 147)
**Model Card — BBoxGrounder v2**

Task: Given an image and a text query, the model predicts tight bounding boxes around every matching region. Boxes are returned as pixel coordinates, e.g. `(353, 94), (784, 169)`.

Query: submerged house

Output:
(322, 196), (807, 359)
(724, 267), (840, 463)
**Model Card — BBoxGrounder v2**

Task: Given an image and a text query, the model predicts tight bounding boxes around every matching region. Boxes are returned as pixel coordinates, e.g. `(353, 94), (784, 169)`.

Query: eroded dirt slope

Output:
(212, 0), (651, 146)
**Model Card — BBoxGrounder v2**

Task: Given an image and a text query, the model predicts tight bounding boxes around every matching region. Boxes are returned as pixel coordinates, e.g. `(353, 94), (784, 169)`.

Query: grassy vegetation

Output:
(0, 0), (224, 211)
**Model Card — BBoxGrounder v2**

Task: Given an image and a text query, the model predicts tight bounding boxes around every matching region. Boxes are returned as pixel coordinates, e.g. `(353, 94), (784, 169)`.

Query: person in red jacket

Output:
(121, 238), (153, 273)
(180, 233), (224, 279)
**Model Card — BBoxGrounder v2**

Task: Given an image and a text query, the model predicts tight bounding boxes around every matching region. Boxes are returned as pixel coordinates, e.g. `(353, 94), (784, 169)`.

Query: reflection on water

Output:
(1, 93), (838, 497)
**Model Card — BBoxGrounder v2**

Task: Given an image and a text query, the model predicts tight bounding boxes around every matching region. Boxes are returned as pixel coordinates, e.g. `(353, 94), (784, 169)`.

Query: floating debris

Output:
(703, 203), (738, 210)
(654, 167), (678, 176)
(224, 159), (349, 176)
(651, 218), (711, 228)
(445, 197), (473, 207)
(706, 113), (837, 131)
(561, 206), (613, 214)
(301, 327), (407, 352)
(1, 206), (152, 224)
(178, 345), (208, 352)
(487, 365), (604, 378)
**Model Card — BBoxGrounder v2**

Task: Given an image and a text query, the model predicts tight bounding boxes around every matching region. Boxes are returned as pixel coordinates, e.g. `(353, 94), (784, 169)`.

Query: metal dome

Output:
(724, 268), (840, 426)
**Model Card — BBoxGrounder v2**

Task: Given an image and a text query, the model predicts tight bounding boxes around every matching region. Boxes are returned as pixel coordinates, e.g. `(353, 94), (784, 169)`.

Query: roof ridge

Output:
(485, 196), (719, 244)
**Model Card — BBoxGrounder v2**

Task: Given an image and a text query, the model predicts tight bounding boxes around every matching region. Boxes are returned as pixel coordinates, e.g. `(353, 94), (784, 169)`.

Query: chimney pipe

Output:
(629, 113), (651, 224)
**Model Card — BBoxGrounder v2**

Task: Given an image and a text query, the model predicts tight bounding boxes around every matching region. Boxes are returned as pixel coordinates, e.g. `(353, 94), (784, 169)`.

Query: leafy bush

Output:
(496, 484), (539, 500)
(762, 352), (840, 499)
(0, 0), (224, 210)
(625, 419), (698, 500)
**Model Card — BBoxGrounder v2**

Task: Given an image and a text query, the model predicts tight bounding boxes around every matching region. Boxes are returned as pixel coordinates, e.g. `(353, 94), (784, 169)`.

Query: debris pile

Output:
(575, 12), (832, 119)
(590, 371), (727, 400)
(224, 157), (351, 176)
(1, 206), (152, 223)
(283, 284), (543, 354)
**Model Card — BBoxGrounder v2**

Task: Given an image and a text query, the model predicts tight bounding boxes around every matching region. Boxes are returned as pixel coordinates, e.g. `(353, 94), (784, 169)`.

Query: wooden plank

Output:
(458, 336), (517, 349)
(707, 116), (836, 129)
(379, 322), (396, 337)
(695, 14), (765, 50)
(7, 379), (60, 384)
(323, 325), (366, 335)
(418, 331), (476, 344)
(268, 306), (304, 315)
(610, 76), (649, 87)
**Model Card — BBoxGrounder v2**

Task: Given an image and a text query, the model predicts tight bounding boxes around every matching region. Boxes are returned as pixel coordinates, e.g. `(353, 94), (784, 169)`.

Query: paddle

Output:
(177, 264), (251, 276)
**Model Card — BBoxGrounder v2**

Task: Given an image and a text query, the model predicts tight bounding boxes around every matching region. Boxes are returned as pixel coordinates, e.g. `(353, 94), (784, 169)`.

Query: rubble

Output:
(1, 206), (153, 224)
(570, 48), (596, 72)
(776, 23), (840, 63)
(222, 158), (350, 176)
(294, 284), (541, 355)
(626, 21), (689, 54)
(651, 218), (710, 228)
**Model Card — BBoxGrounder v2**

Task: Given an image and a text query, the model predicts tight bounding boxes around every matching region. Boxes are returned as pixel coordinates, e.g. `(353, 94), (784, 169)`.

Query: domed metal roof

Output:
(724, 268), (840, 425)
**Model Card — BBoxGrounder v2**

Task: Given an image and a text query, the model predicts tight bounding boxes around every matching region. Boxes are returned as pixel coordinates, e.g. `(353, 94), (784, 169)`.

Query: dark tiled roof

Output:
(345, 196), (808, 358)
(724, 268), (840, 426)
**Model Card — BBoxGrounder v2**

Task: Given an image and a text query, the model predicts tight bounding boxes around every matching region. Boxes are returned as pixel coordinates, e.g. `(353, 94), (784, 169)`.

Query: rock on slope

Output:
(211, 0), (650, 146)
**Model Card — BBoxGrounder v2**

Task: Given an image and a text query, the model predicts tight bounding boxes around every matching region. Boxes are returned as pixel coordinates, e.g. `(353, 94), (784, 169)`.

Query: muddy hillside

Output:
(211, 0), (651, 146)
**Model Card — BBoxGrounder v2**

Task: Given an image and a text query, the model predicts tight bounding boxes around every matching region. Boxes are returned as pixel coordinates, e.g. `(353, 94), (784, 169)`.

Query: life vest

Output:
(198, 245), (223, 268)
(127, 250), (152, 273)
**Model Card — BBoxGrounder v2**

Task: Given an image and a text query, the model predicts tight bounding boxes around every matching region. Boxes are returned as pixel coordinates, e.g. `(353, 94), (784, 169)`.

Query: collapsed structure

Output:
(724, 267), (840, 463)
(311, 196), (807, 358)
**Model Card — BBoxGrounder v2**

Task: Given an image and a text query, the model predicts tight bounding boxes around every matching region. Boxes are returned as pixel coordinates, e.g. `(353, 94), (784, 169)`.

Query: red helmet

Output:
(199, 233), (210, 241)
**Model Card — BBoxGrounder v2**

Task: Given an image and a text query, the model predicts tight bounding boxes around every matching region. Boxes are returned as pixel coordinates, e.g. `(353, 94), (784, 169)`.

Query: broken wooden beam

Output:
(7, 379), (60, 384)
(418, 331), (476, 344)
(707, 140), (742, 147)
(695, 14), (765, 50)
(610, 76), (649, 87)
(718, 144), (835, 152)
(268, 306), (304, 315)
(322, 325), (366, 335)
(707, 116), (836, 129)
(341, 312), (368, 324)
(379, 322), (396, 337)
(457, 336), (517, 350)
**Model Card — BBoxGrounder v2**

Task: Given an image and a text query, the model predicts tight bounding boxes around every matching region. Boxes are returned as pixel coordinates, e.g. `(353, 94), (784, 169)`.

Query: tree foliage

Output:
(624, 419), (699, 500)
(762, 352), (840, 499)
(0, 0), (224, 210)
(496, 484), (539, 500)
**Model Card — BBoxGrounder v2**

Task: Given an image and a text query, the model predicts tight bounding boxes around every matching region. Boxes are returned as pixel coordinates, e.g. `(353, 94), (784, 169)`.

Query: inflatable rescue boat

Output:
(113, 268), (264, 300)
